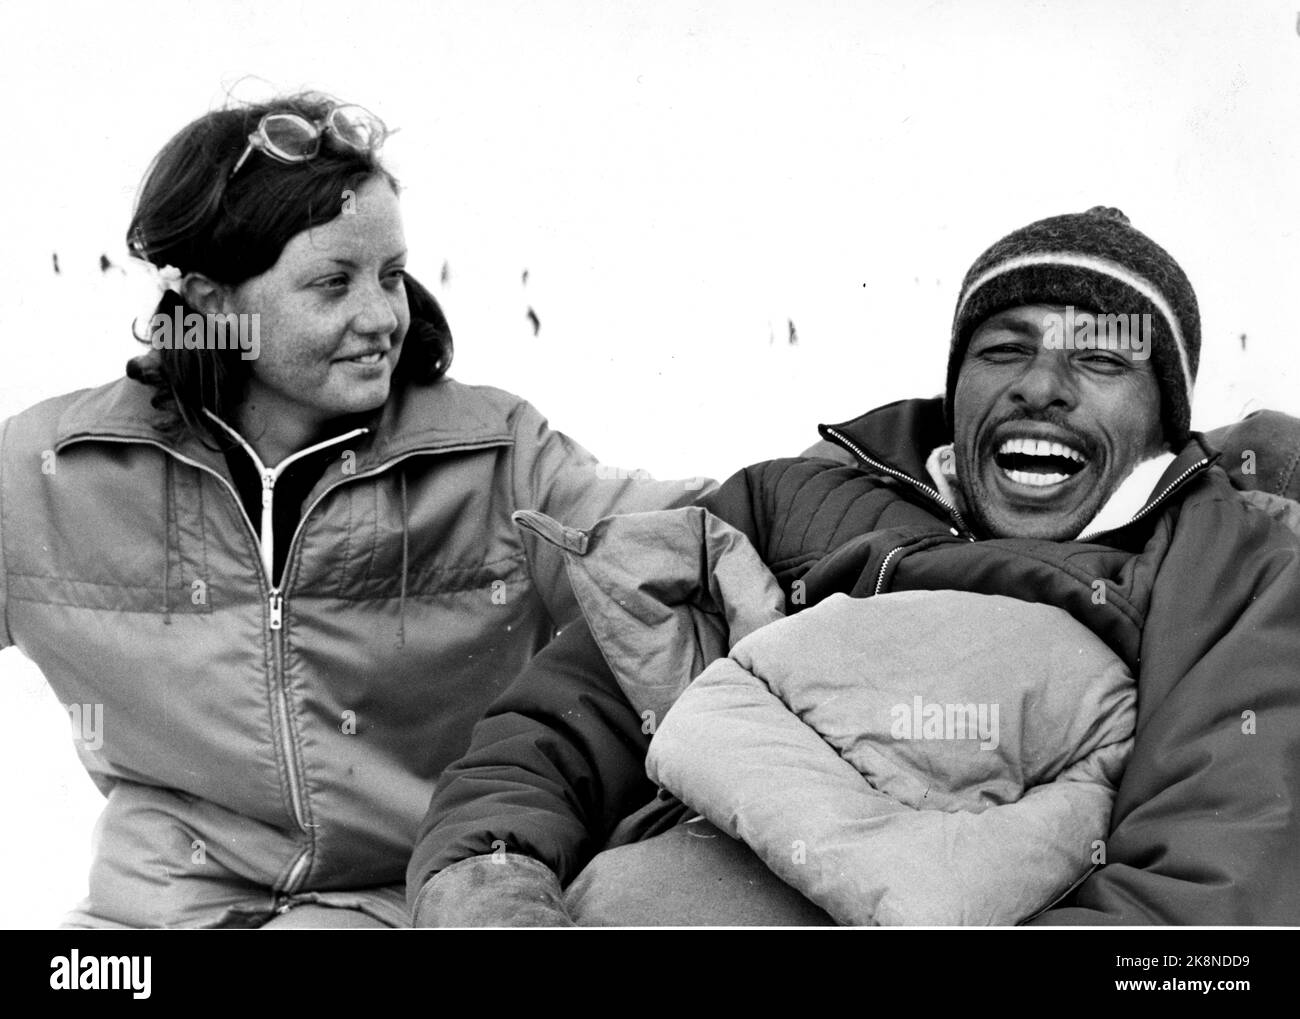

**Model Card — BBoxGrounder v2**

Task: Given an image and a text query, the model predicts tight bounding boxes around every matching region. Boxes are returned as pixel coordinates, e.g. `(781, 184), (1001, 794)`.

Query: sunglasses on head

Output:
(229, 103), (388, 179)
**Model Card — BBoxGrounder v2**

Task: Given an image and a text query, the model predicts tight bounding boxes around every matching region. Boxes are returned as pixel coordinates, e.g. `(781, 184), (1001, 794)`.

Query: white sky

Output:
(2, 0), (1299, 926)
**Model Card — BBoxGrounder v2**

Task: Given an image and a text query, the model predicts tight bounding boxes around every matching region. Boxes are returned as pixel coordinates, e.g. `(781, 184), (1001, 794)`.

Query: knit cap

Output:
(945, 207), (1200, 447)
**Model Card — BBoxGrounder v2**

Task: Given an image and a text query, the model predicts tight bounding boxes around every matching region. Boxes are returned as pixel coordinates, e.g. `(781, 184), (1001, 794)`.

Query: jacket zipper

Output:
(59, 427), (508, 894)
(234, 441), (513, 890)
(264, 442), (509, 890)
(874, 546), (905, 596)
(1077, 457), (1212, 541)
(821, 425), (974, 538)
(822, 425), (971, 597)
(201, 418), (369, 891)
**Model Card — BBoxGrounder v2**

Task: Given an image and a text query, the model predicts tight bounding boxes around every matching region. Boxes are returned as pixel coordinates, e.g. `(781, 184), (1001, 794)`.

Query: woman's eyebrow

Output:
(313, 251), (409, 269)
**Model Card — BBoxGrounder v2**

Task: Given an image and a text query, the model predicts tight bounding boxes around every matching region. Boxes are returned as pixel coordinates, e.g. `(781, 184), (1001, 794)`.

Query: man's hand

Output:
(410, 853), (576, 928)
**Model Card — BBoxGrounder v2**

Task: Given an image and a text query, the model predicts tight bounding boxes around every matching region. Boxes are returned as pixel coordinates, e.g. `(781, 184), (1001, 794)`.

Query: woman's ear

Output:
(181, 274), (231, 316)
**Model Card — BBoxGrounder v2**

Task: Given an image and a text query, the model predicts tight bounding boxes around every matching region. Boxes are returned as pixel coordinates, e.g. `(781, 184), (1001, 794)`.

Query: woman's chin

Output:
(322, 378), (392, 419)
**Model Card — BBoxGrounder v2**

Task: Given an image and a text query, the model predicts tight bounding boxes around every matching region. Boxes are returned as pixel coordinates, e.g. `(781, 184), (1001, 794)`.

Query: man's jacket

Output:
(509, 505), (1135, 925)
(408, 396), (1300, 925)
(0, 374), (702, 927)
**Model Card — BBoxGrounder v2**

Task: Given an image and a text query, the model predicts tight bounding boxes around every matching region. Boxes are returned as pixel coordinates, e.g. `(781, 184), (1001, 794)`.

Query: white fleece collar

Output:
(925, 445), (967, 519)
(926, 444), (1175, 541)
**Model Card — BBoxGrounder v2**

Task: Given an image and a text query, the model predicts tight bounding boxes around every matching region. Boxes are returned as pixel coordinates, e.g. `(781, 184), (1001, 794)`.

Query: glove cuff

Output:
(411, 852), (574, 928)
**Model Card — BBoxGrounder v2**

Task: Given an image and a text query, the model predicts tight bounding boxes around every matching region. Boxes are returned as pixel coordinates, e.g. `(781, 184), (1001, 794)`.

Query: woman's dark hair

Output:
(125, 91), (452, 439)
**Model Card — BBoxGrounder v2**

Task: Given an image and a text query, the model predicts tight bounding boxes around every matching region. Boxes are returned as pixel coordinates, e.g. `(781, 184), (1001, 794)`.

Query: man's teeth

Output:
(997, 437), (1086, 461)
(995, 436), (1088, 487)
(1004, 469), (1071, 487)
(347, 352), (383, 364)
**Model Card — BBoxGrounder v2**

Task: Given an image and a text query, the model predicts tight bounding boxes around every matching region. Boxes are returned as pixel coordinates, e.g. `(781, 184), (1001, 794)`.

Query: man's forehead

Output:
(974, 304), (1082, 334)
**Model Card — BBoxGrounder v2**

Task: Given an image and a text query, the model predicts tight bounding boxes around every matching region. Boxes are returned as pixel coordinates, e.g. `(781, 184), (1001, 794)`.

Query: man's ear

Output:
(181, 274), (233, 316)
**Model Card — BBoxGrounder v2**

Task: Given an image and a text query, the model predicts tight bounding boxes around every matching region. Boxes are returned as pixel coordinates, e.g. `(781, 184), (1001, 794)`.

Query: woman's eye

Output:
(315, 275), (349, 291)
(382, 268), (407, 289)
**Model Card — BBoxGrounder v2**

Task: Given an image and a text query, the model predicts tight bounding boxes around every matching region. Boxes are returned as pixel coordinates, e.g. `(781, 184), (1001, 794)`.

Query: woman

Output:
(0, 92), (701, 928)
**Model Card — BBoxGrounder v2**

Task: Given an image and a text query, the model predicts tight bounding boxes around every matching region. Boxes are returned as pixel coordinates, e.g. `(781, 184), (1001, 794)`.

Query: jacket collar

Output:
(53, 375), (515, 472)
(818, 396), (1219, 539)
(819, 396), (951, 482)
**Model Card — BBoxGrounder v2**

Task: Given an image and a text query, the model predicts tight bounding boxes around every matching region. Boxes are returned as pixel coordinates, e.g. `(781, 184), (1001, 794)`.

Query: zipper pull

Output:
(269, 593), (283, 631)
(261, 470), (275, 510)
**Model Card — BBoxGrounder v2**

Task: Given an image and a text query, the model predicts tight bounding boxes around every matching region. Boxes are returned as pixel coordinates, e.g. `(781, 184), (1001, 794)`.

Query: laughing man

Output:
(407, 206), (1300, 925)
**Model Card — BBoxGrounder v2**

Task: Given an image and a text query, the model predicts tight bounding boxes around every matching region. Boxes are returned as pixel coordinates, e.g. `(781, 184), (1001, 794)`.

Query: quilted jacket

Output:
(0, 373), (703, 927)
(410, 397), (1300, 925)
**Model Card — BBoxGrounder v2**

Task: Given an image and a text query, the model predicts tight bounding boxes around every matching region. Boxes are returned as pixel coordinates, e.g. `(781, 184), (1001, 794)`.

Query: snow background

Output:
(1, 0), (1298, 927)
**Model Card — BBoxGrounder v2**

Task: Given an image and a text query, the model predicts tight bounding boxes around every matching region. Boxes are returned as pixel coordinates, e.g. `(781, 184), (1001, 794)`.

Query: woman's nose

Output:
(353, 280), (400, 336)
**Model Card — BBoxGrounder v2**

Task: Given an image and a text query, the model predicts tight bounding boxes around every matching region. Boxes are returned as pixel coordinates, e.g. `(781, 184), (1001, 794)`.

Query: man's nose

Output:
(1010, 350), (1077, 412)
